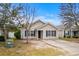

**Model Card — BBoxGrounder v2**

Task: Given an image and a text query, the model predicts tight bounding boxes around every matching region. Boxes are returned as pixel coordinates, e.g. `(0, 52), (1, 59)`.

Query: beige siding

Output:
(21, 28), (37, 39)
(21, 20), (64, 40)
(57, 30), (64, 38)
(39, 25), (57, 39)
(0, 30), (2, 35)
(21, 28), (26, 39)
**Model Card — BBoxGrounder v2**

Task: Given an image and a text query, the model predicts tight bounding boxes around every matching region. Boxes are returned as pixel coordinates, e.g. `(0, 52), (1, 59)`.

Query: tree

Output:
(0, 3), (23, 40)
(60, 3), (79, 29)
(22, 4), (36, 43)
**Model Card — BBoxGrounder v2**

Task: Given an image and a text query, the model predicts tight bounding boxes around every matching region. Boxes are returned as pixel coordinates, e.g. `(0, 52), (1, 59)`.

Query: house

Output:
(0, 29), (15, 38)
(64, 25), (79, 37)
(20, 20), (64, 40)
(57, 24), (79, 38)
(0, 30), (3, 36)
(21, 20), (79, 40)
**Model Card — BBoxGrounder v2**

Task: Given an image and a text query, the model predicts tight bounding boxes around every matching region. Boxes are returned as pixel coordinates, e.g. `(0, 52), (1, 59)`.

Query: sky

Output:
(27, 3), (61, 26)
(20, 3), (61, 26)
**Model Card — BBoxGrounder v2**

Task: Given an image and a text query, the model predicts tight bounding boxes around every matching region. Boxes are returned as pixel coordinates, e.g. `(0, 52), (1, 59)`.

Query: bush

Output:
(72, 36), (79, 38)
(0, 35), (5, 42)
(14, 30), (21, 39)
(58, 37), (62, 39)
(66, 35), (71, 38)
(12, 38), (17, 42)
(64, 35), (71, 38)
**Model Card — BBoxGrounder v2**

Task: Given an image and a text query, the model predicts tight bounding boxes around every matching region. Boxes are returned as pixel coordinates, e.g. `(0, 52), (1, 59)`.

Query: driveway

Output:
(42, 39), (79, 56)
(30, 40), (53, 49)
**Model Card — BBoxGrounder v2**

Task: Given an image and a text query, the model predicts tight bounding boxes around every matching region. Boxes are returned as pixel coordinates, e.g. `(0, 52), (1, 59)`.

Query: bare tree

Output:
(60, 3), (79, 29)
(23, 4), (36, 43)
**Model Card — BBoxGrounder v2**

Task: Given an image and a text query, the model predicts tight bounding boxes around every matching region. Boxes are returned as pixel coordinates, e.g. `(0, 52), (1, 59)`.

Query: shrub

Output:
(64, 35), (66, 38)
(13, 38), (16, 42)
(58, 37), (62, 39)
(72, 36), (79, 38)
(66, 35), (71, 38)
(64, 35), (71, 38)
(14, 30), (21, 39)
(0, 35), (5, 42)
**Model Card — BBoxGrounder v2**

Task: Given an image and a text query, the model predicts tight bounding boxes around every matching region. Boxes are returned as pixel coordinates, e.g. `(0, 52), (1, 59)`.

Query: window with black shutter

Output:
(31, 31), (35, 36)
(25, 30), (27, 36)
(46, 30), (56, 37)
(46, 30), (50, 37)
(25, 30), (29, 36)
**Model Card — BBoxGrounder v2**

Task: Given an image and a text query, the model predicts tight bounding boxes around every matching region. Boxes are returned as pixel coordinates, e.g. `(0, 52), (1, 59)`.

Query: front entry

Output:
(38, 30), (43, 39)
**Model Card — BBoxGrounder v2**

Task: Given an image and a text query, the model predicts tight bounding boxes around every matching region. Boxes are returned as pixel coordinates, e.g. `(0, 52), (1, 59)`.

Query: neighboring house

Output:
(21, 20), (64, 40)
(64, 25), (79, 37)
(57, 24), (79, 37)
(8, 32), (15, 38)
(0, 30), (3, 36)
(0, 29), (15, 38)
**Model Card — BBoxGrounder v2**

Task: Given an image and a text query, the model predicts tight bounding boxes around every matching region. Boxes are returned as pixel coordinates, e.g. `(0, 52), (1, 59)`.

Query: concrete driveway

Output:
(42, 39), (79, 56)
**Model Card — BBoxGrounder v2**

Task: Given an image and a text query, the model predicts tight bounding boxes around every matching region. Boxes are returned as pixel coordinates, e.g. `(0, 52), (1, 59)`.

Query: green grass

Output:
(0, 40), (64, 56)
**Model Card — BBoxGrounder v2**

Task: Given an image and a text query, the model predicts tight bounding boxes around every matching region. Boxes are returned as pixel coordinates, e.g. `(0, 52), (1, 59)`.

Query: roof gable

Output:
(30, 20), (45, 29)
(38, 22), (57, 30)
(32, 20), (45, 25)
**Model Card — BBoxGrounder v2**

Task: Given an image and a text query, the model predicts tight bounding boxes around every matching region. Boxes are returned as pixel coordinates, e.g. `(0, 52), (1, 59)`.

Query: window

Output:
(25, 30), (30, 36)
(31, 31), (35, 36)
(46, 30), (50, 37)
(65, 31), (70, 35)
(46, 30), (56, 37)
(52, 31), (56, 36)
(25, 30), (28, 36)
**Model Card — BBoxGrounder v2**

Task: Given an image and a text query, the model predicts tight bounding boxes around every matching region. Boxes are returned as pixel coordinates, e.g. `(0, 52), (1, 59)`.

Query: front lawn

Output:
(0, 40), (64, 56)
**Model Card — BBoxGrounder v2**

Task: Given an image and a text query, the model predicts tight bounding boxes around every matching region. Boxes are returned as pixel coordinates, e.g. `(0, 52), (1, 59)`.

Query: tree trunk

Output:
(3, 25), (8, 41)
(26, 29), (29, 44)
(3, 29), (7, 41)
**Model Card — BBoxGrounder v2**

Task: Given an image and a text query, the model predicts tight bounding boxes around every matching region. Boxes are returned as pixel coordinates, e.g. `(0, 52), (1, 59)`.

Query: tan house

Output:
(57, 24), (79, 38)
(21, 20), (64, 40)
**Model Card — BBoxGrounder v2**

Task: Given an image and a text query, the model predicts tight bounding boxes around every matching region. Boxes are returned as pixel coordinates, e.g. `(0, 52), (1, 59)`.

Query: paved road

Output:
(42, 39), (79, 56)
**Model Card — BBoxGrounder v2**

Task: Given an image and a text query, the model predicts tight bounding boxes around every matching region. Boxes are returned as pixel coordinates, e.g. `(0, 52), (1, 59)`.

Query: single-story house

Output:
(57, 24), (79, 38)
(64, 25), (79, 37)
(20, 20), (64, 40)
(21, 20), (79, 40)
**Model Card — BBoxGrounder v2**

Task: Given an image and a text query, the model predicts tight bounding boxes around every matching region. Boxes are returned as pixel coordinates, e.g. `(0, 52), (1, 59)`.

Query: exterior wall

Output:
(20, 20), (65, 40)
(0, 30), (3, 36)
(0, 30), (2, 35)
(21, 28), (26, 39)
(8, 32), (15, 38)
(43, 30), (57, 39)
(39, 25), (57, 39)
(64, 29), (79, 37)
(29, 29), (37, 39)
(57, 30), (64, 38)
(21, 28), (37, 39)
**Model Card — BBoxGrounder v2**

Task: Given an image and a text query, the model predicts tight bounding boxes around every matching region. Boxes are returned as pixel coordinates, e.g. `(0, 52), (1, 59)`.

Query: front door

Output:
(38, 30), (43, 39)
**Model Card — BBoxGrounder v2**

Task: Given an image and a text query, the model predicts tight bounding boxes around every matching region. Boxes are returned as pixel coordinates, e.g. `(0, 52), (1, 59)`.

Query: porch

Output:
(64, 30), (79, 38)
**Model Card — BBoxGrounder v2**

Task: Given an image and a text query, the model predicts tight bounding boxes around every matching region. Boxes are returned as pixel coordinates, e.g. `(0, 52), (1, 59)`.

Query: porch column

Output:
(35, 29), (38, 40)
(70, 29), (73, 37)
